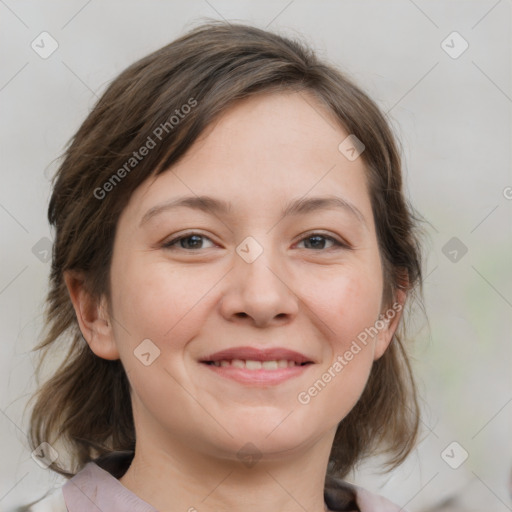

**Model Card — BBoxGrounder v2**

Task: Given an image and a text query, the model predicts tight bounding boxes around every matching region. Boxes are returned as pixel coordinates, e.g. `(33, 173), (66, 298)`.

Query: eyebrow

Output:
(139, 194), (366, 227)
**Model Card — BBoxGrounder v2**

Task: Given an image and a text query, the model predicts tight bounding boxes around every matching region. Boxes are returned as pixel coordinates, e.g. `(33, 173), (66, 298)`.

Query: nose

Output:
(219, 243), (299, 329)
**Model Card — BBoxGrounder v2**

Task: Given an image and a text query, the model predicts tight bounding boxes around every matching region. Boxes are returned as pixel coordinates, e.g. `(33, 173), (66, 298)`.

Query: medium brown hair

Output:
(28, 20), (423, 480)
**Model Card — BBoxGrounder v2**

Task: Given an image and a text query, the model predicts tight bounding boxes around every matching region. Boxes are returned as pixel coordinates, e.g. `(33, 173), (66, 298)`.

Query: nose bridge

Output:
(235, 234), (283, 292)
(221, 234), (298, 325)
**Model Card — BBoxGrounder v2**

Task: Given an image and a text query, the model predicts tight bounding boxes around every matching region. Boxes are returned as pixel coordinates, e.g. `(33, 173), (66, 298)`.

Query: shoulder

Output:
(353, 485), (407, 512)
(26, 488), (67, 512)
(325, 474), (406, 512)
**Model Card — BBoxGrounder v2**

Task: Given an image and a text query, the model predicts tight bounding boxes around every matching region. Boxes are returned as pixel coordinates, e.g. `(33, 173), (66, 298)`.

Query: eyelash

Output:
(162, 232), (351, 251)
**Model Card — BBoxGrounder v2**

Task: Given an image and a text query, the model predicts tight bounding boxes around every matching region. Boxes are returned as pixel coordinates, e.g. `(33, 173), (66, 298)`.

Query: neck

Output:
(119, 427), (337, 512)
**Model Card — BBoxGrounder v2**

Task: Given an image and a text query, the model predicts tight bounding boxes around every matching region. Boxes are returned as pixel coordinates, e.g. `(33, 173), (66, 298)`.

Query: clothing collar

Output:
(62, 451), (361, 512)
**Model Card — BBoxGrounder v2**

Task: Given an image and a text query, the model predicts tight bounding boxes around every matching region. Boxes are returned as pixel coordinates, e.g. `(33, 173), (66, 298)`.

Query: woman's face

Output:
(103, 91), (400, 460)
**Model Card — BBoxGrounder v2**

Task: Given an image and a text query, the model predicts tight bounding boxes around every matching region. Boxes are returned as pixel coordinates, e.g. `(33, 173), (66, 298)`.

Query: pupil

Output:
(183, 235), (202, 249)
(307, 236), (324, 249)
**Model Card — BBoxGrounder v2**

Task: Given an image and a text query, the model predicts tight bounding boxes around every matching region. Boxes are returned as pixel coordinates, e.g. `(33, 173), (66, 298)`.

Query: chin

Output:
(219, 420), (319, 457)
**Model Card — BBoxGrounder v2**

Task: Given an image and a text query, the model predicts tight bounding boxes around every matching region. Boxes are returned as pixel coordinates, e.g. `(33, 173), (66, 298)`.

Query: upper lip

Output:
(200, 346), (315, 364)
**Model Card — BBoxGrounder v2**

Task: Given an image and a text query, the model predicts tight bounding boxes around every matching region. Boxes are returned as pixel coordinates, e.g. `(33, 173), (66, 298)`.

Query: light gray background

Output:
(1, 1), (511, 511)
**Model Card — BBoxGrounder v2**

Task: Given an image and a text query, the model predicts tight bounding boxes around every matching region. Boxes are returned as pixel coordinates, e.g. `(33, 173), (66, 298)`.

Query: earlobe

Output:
(63, 270), (120, 360)
(373, 287), (407, 361)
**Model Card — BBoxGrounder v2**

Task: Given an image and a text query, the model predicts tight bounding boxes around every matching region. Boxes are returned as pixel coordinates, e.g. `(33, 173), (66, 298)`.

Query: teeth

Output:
(246, 360), (262, 370)
(209, 359), (303, 370)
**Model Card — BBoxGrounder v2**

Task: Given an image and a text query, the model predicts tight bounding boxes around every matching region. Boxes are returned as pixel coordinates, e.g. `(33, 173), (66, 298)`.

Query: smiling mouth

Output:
(201, 359), (313, 370)
(199, 346), (315, 385)
(200, 358), (314, 386)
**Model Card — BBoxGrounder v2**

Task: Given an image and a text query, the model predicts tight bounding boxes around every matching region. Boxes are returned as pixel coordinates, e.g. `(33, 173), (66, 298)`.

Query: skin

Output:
(65, 91), (405, 512)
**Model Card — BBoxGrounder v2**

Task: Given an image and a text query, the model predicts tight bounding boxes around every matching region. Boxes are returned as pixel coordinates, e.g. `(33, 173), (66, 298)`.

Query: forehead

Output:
(191, 90), (350, 166)
(124, 91), (372, 224)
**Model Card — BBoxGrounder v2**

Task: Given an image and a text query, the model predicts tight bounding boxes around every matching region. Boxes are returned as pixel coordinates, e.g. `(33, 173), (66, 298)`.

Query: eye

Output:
(295, 233), (349, 251)
(162, 232), (350, 252)
(162, 233), (216, 250)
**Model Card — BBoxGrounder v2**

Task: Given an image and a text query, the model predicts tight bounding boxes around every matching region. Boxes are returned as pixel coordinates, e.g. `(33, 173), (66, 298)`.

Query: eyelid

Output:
(162, 230), (353, 251)
(162, 231), (217, 249)
(294, 231), (352, 250)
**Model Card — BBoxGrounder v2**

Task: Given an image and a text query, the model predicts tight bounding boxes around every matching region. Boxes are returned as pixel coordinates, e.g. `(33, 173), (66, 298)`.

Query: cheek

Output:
(110, 255), (217, 354)
(309, 263), (383, 349)
(296, 266), (382, 412)
(109, 258), (208, 411)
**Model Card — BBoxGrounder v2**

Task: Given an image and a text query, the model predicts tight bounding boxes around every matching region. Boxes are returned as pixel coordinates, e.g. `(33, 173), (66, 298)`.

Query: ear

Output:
(373, 286), (407, 361)
(63, 270), (120, 360)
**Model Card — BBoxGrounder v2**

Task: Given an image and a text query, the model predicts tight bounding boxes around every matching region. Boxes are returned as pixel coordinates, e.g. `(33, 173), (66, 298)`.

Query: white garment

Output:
(27, 490), (67, 512)
(27, 459), (406, 512)
(27, 485), (404, 512)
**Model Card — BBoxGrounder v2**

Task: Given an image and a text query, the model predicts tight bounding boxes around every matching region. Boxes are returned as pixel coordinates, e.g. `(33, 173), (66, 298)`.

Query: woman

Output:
(27, 21), (423, 512)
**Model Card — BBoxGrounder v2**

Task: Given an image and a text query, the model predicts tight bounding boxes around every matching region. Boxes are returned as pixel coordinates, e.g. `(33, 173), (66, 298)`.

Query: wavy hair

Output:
(28, 20), (423, 480)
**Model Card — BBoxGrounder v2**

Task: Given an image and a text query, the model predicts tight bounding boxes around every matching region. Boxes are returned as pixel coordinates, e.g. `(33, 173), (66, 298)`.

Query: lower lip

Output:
(200, 362), (313, 386)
